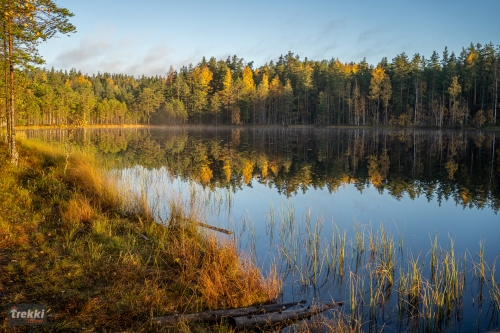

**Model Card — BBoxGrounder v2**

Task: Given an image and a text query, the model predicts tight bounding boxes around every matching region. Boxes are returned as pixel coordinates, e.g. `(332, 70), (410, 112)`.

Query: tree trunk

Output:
(7, 8), (18, 165)
(414, 77), (418, 126)
(494, 60), (498, 125)
(3, 22), (9, 144)
(489, 133), (496, 193)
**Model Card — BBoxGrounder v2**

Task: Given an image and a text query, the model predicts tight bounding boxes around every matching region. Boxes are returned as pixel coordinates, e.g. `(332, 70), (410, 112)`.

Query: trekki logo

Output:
(8, 304), (47, 325)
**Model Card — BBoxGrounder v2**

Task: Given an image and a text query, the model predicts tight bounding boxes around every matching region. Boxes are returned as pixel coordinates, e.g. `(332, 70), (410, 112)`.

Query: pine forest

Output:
(2, 43), (499, 129)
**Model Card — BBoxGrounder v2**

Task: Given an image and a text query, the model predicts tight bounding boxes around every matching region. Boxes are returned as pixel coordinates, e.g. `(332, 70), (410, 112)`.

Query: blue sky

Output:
(38, 0), (500, 76)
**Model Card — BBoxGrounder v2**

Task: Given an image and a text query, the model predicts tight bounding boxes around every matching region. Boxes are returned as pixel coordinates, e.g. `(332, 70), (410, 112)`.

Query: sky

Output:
(38, 0), (500, 77)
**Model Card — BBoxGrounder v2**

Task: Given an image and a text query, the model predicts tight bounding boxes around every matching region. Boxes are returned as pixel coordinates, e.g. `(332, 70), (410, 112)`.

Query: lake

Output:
(23, 126), (500, 332)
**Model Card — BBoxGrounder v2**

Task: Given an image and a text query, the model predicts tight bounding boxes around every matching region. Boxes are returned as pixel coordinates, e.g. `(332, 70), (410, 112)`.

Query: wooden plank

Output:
(229, 301), (343, 330)
(153, 300), (307, 324)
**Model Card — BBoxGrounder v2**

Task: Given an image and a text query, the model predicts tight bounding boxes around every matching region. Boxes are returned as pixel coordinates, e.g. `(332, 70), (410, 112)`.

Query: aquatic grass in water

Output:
(491, 258), (500, 311)
(235, 203), (500, 332)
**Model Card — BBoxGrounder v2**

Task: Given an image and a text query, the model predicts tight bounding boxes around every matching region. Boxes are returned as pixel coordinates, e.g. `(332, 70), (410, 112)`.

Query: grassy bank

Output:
(0, 139), (278, 332)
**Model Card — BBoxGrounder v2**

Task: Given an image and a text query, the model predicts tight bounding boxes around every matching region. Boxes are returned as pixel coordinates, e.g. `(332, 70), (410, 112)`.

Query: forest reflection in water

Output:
(23, 127), (500, 332)
(24, 126), (499, 212)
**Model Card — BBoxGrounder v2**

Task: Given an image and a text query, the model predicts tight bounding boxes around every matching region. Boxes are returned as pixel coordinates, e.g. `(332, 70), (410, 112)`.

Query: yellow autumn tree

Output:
(269, 160), (280, 176)
(199, 165), (213, 185)
(242, 66), (255, 94)
(191, 65), (213, 119)
(256, 154), (269, 179)
(222, 159), (232, 183)
(269, 76), (283, 123)
(200, 66), (213, 86)
(71, 75), (95, 125)
(448, 76), (463, 126)
(369, 64), (386, 125)
(241, 159), (254, 184)
(222, 68), (232, 103)
(257, 73), (269, 123)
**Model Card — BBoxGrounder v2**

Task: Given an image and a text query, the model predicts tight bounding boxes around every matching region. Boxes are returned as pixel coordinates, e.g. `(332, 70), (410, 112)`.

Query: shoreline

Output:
(0, 139), (277, 332)
(12, 123), (500, 131)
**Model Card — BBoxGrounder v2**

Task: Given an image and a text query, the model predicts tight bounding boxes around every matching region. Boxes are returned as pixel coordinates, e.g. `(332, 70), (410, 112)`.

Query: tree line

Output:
(3, 43), (499, 129)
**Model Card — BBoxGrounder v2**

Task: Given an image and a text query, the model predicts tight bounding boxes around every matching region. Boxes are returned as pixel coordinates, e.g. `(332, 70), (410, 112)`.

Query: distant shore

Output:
(13, 123), (500, 131)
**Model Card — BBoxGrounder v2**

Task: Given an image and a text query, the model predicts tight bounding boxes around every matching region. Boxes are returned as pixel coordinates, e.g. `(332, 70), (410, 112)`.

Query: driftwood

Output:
(157, 214), (233, 235)
(229, 301), (343, 330)
(153, 300), (306, 324)
(195, 221), (233, 234)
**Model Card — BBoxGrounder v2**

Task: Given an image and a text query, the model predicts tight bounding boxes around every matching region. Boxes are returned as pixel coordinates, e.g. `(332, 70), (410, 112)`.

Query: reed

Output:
(354, 221), (364, 254)
(490, 256), (500, 311)
(254, 202), (499, 333)
(338, 228), (347, 277)
(479, 239), (486, 281)
(430, 233), (438, 283)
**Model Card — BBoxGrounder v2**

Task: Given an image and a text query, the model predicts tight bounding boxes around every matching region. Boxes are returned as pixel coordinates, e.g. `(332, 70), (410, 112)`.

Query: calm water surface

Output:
(25, 127), (500, 332)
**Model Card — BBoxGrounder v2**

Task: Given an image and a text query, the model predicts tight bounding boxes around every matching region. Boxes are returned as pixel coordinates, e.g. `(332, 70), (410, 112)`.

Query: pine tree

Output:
(1, 0), (75, 164)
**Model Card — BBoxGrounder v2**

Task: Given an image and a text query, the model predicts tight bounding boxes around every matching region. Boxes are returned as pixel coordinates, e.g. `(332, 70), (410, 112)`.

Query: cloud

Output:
(280, 19), (346, 61)
(321, 19), (347, 36)
(347, 26), (399, 63)
(122, 46), (171, 77)
(53, 26), (116, 69)
(356, 25), (385, 44)
(49, 26), (181, 76)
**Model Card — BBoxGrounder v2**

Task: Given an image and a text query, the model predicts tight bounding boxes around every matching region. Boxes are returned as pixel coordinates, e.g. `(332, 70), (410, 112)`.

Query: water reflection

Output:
(24, 127), (500, 212)
(23, 127), (500, 332)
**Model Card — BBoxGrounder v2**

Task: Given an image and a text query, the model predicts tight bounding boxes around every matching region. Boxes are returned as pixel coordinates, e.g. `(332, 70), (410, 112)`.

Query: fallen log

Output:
(153, 300), (307, 325)
(229, 301), (343, 330)
(158, 214), (234, 235)
(195, 221), (233, 234)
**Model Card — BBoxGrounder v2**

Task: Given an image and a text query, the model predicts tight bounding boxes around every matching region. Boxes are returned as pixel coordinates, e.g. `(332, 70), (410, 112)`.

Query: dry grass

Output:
(196, 237), (277, 309)
(60, 194), (96, 226)
(289, 311), (353, 333)
(0, 139), (278, 332)
(65, 152), (122, 211)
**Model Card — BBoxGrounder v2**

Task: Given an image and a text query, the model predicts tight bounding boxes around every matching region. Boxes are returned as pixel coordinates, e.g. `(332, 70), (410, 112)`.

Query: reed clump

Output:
(196, 238), (278, 308)
(265, 204), (500, 333)
(0, 139), (277, 332)
(65, 152), (123, 211)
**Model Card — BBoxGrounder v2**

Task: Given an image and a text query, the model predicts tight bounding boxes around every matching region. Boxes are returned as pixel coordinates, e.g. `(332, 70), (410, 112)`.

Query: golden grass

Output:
(0, 139), (278, 332)
(292, 311), (353, 333)
(65, 152), (122, 211)
(196, 237), (276, 309)
(60, 194), (96, 226)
